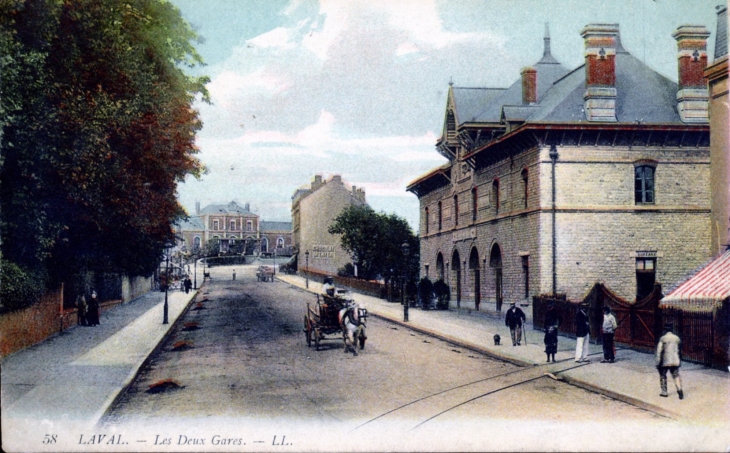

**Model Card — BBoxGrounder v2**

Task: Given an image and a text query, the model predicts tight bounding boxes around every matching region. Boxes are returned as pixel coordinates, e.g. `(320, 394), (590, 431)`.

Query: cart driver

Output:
(322, 276), (336, 297)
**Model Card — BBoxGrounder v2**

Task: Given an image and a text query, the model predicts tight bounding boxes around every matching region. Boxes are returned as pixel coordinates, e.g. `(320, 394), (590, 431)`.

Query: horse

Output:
(338, 301), (367, 356)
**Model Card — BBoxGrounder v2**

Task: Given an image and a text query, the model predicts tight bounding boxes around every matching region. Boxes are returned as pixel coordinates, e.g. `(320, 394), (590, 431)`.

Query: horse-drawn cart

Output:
(256, 265), (275, 282)
(304, 293), (367, 354)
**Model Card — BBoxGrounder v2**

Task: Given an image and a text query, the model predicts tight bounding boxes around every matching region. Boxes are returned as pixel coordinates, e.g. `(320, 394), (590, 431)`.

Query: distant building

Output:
(292, 174), (367, 275)
(407, 23), (712, 311)
(176, 201), (291, 255)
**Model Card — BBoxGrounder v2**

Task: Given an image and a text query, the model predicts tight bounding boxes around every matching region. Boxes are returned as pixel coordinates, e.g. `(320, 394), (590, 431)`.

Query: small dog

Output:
(494, 334), (501, 346)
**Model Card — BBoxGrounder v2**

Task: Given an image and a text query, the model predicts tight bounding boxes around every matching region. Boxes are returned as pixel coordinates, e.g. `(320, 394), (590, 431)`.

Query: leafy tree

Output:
(328, 206), (419, 289)
(0, 0), (208, 300)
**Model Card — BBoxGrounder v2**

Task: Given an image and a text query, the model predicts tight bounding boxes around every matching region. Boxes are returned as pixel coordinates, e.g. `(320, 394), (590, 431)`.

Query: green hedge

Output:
(1, 261), (47, 311)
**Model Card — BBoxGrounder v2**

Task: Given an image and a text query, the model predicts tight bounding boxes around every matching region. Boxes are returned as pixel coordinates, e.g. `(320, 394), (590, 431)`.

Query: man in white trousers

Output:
(574, 303), (590, 362)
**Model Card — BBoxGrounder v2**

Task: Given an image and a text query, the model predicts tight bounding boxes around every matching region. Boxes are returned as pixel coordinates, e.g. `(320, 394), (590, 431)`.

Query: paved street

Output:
(104, 264), (674, 450)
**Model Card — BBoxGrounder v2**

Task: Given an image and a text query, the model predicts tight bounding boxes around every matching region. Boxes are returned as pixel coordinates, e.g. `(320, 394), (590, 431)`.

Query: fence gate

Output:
(605, 284), (662, 351)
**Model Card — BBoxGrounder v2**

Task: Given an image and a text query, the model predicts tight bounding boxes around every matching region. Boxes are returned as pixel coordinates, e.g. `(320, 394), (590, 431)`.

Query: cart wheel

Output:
(304, 317), (312, 347)
(314, 328), (321, 351)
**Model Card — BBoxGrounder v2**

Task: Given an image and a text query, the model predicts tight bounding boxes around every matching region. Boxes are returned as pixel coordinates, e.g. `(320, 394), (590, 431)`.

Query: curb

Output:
(95, 286), (204, 426)
(277, 275), (684, 420)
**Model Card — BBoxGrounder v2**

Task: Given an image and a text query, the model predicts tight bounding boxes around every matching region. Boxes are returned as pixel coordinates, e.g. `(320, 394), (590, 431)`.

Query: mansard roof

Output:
(177, 216), (205, 232)
(199, 201), (255, 216)
(260, 221), (292, 232)
(527, 44), (681, 124)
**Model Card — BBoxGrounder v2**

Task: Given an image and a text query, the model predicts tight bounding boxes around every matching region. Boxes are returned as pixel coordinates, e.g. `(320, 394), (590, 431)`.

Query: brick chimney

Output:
(311, 174), (323, 190)
(521, 67), (537, 104)
(581, 24), (618, 122)
(672, 25), (710, 123)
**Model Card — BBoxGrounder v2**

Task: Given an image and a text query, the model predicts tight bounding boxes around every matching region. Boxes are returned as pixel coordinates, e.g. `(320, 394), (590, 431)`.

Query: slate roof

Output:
(177, 216), (205, 232)
(199, 201), (255, 216)
(451, 88), (507, 125)
(260, 221), (292, 232)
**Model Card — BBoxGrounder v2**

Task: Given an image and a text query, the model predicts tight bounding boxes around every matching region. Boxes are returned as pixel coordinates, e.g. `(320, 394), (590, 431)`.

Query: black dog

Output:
(494, 334), (501, 345)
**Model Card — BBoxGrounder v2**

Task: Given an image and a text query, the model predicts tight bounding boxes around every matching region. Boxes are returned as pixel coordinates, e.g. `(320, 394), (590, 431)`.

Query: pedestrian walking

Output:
(232, 269), (236, 280)
(544, 325), (558, 362)
(505, 302), (526, 346)
(574, 303), (590, 362)
(601, 306), (617, 363)
(184, 276), (192, 294)
(87, 290), (100, 326)
(76, 294), (87, 326)
(656, 323), (683, 399)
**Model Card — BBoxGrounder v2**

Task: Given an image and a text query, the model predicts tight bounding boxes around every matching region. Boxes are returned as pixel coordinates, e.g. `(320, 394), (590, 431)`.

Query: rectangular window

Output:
(246, 220), (253, 232)
(635, 166), (655, 204)
(425, 207), (429, 234)
(472, 187), (478, 222)
(213, 220), (219, 230)
(230, 220), (236, 230)
(438, 202), (442, 230)
(454, 195), (459, 226)
(522, 255), (529, 298)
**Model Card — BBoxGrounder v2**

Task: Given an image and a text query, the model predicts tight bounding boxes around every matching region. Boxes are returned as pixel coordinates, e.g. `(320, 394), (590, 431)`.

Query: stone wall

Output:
(0, 286), (63, 358)
(122, 275), (153, 303)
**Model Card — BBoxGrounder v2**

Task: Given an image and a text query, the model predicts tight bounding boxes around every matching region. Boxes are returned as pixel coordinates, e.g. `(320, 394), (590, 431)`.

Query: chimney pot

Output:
(521, 67), (537, 105)
(581, 23), (619, 122)
(672, 25), (710, 123)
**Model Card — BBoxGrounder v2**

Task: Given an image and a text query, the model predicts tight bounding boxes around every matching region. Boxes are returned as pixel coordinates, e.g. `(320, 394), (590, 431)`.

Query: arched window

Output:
(521, 168), (529, 209)
(492, 179), (500, 214)
(193, 236), (201, 250)
(453, 195), (459, 226)
(438, 201), (443, 230)
(261, 237), (268, 253)
(635, 165), (655, 204)
(277, 237), (284, 248)
(424, 207), (429, 234)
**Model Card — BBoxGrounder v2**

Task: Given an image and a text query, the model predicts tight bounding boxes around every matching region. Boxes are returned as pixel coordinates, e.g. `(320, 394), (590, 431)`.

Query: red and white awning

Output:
(660, 250), (730, 312)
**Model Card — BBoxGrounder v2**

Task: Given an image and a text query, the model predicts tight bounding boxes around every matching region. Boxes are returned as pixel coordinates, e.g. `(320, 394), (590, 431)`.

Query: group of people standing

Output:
(503, 301), (684, 399)
(75, 290), (100, 326)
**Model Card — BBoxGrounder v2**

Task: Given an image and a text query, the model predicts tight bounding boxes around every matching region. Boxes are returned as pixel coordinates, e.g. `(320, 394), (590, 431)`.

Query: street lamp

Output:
(402, 242), (410, 322)
(273, 248), (277, 276)
(163, 247), (171, 324)
(193, 254), (197, 289)
(305, 250), (310, 289)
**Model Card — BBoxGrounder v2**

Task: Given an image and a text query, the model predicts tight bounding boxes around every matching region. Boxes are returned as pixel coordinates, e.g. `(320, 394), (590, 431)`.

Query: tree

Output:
(328, 206), (419, 290)
(1, 0), (208, 303)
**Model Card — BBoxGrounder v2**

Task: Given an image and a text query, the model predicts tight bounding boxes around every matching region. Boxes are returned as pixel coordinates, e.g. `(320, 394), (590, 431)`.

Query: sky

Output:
(171, 0), (723, 230)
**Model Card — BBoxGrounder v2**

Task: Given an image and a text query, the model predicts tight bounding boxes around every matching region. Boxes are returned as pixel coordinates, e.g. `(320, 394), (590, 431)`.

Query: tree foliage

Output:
(328, 205), (419, 283)
(0, 0), (208, 291)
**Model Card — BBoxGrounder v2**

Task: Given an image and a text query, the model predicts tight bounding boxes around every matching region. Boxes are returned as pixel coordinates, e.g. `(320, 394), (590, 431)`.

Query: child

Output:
(544, 325), (558, 362)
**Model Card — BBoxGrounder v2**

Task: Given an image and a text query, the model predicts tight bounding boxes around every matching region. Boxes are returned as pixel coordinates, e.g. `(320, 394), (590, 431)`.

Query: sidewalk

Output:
(1, 288), (198, 436)
(277, 274), (730, 426)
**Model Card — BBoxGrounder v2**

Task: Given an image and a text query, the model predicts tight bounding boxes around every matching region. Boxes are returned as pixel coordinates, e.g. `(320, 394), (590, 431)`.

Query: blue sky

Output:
(171, 0), (722, 230)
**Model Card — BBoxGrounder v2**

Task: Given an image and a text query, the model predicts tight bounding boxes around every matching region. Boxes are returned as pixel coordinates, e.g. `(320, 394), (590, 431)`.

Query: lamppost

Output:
(163, 246), (171, 324)
(402, 242), (410, 322)
(273, 248), (277, 276)
(305, 250), (310, 289)
(193, 253), (198, 289)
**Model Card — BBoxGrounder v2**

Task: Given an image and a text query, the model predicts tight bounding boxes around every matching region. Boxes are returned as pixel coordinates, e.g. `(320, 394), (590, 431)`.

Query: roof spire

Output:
(544, 22), (551, 57)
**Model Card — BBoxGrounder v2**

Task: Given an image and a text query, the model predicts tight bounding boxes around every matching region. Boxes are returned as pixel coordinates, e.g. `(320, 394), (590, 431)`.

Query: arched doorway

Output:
(490, 244), (503, 311)
(451, 250), (461, 307)
(469, 247), (481, 310)
(436, 252), (445, 281)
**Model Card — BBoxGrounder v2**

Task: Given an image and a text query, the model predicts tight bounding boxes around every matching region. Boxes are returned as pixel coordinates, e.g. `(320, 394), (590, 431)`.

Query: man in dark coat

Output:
(184, 277), (192, 294)
(574, 303), (590, 362)
(505, 302), (526, 346)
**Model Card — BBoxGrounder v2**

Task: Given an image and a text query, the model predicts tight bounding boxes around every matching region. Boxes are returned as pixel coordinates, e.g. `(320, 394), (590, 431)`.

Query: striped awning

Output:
(660, 250), (730, 312)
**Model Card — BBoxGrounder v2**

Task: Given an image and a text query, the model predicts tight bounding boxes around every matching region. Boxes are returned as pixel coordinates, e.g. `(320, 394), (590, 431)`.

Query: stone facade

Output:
(292, 175), (367, 275)
(409, 23), (713, 315)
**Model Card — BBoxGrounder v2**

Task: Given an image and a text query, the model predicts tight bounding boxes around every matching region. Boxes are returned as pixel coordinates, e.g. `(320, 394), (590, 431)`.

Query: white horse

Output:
(339, 301), (367, 356)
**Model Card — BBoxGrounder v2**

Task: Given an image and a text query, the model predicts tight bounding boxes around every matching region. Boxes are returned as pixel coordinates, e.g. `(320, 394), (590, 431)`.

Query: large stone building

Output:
(177, 201), (292, 255)
(407, 23), (713, 312)
(705, 5), (729, 258)
(292, 174), (367, 275)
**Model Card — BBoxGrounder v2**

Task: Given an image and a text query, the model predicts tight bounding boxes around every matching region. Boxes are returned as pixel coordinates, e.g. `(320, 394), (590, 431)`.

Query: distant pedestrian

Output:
(87, 290), (100, 326)
(601, 306), (617, 363)
(505, 302), (526, 346)
(232, 269), (236, 280)
(574, 303), (590, 362)
(656, 323), (683, 399)
(76, 294), (87, 326)
(184, 277), (192, 294)
(544, 325), (558, 362)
